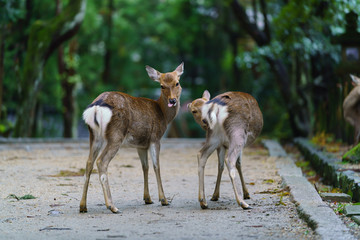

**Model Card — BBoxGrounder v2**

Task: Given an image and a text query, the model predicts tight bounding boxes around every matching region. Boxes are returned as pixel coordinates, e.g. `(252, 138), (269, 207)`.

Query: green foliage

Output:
(334, 202), (348, 215)
(0, 0), (25, 23)
(342, 143), (360, 163)
(2, 0), (360, 138)
(7, 194), (36, 200)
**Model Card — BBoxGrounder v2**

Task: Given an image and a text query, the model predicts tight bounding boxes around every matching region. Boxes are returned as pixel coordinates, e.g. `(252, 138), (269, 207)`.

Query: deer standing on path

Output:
(344, 74), (360, 145)
(188, 90), (263, 209)
(80, 63), (184, 213)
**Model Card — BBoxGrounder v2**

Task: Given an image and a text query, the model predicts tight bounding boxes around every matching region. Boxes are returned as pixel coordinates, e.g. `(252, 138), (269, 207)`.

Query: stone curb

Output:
(263, 139), (354, 240)
(294, 137), (360, 202)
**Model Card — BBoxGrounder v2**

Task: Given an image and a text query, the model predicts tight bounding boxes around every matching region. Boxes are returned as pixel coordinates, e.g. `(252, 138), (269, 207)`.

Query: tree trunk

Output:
(102, 0), (114, 84)
(61, 40), (78, 138)
(14, 0), (86, 137)
(57, 0), (77, 138)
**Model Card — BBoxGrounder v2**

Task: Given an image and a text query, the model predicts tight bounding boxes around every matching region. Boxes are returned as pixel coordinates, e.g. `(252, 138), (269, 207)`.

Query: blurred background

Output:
(0, 0), (359, 141)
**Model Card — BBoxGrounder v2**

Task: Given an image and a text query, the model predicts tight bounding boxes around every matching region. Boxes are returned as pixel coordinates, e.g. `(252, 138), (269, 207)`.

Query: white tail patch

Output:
(201, 103), (229, 130)
(83, 106), (112, 137)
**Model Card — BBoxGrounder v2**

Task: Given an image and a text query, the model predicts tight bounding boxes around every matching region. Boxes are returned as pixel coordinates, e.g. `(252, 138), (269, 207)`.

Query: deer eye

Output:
(161, 85), (165, 89)
(176, 82), (179, 87)
(192, 111), (197, 114)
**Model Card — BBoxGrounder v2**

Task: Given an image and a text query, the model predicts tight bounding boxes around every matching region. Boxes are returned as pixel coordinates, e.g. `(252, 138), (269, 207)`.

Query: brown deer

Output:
(188, 90), (263, 209)
(80, 63), (184, 213)
(344, 74), (360, 145)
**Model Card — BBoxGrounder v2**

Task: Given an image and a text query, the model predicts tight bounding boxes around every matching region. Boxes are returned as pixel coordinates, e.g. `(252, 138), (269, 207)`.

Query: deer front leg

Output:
(226, 144), (250, 209)
(150, 142), (168, 206)
(97, 143), (121, 213)
(198, 142), (218, 209)
(211, 146), (225, 201)
(236, 152), (250, 199)
(137, 148), (153, 204)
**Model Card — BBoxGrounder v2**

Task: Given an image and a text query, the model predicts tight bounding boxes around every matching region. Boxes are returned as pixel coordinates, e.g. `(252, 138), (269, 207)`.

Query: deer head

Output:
(146, 63), (184, 108)
(187, 90), (210, 130)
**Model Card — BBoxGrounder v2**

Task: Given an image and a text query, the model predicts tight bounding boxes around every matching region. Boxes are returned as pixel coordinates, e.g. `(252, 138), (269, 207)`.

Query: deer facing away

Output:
(343, 74), (360, 145)
(80, 63), (184, 213)
(188, 90), (263, 209)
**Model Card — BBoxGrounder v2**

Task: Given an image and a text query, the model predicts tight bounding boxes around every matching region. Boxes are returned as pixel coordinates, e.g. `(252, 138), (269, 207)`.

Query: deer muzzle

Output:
(168, 98), (177, 107)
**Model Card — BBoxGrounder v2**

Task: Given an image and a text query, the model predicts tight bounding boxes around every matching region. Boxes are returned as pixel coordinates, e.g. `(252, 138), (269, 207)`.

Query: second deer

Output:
(344, 74), (360, 145)
(188, 90), (263, 209)
(80, 63), (184, 213)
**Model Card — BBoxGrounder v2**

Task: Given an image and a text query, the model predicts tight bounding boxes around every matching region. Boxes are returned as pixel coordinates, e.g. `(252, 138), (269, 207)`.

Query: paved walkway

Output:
(0, 139), (323, 239)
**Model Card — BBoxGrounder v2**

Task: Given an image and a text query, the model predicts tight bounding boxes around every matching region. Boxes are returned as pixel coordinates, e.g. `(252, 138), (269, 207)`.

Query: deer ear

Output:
(350, 74), (360, 86)
(175, 62), (184, 77)
(146, 65), (161, 82)
(187, 103), (191, 110)
(202, 90), (210, 101)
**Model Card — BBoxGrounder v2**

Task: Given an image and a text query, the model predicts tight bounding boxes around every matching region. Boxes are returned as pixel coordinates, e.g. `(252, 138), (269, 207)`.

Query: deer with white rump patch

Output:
(188, 90), (263, 209)
(343, 74), (360, 145)
(80, 63), (184, 213)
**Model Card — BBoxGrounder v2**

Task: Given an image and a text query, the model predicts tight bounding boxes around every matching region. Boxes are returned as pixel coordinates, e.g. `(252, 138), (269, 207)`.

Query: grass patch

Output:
(48, 168), (97, 177)
(7, 194), (36, 200)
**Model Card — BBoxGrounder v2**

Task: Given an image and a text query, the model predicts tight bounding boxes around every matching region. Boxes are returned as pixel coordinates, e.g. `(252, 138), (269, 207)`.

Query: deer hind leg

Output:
(80, 129), (103, 213)
(226, 142), (250, 209)
(137, 148), (153, 204)
(236, 152), (250, 199)
(211, 146), (225, 201)
(96, 141), (121, 213)
(198, 142), (218, 209)
(149, 142), (168, 206)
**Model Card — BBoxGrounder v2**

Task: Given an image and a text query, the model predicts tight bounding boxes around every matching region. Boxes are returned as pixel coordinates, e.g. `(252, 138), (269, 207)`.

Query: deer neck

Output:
(158, 94), (180, 124)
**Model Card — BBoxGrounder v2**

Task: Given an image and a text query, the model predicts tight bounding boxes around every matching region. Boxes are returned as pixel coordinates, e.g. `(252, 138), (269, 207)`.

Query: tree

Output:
(14, 0), (86, 137)
(57, 0), (80, 138)
(231, 0), (311, 137)
(101, 0), (114, 84)
(230, 0), (360, 138)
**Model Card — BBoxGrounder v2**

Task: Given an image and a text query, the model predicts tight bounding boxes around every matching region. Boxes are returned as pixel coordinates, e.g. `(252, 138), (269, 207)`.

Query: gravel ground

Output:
(0, 139), (315, 239)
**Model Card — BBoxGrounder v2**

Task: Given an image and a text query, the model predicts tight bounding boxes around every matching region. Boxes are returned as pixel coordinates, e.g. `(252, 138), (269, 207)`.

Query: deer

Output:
(80, 62), (184, 213)
(343, 74), (360, 145)
(188, 90), (263, 209)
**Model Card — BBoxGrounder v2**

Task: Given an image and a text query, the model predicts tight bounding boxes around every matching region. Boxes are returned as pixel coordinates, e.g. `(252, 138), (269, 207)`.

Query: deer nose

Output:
(169, 98), (177, 105)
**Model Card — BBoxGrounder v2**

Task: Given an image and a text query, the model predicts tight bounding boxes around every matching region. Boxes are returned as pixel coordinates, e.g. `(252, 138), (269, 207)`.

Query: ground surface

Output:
(0, 139), (315, 240)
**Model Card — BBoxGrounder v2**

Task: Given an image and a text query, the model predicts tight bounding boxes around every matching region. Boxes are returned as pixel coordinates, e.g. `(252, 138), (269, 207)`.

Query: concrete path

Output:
(0, 139), (319, 239)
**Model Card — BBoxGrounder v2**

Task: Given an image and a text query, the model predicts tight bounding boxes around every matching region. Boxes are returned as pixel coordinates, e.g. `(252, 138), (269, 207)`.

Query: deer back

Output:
(84, 91), (168, 147)
(201, 92), (263, 146)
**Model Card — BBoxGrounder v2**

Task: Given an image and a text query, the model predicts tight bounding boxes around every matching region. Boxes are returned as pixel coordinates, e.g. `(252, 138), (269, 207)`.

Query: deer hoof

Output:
(240, 202), (252, 210)
(108, 206), (120, 214)
(79, 206), (87, 213)
(210, 196), (219, 201)
(200, 199), (208, 209)
(144, 198), (153, 204)
(160, 199), (169, 206)
(244, 192), (250, 199)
